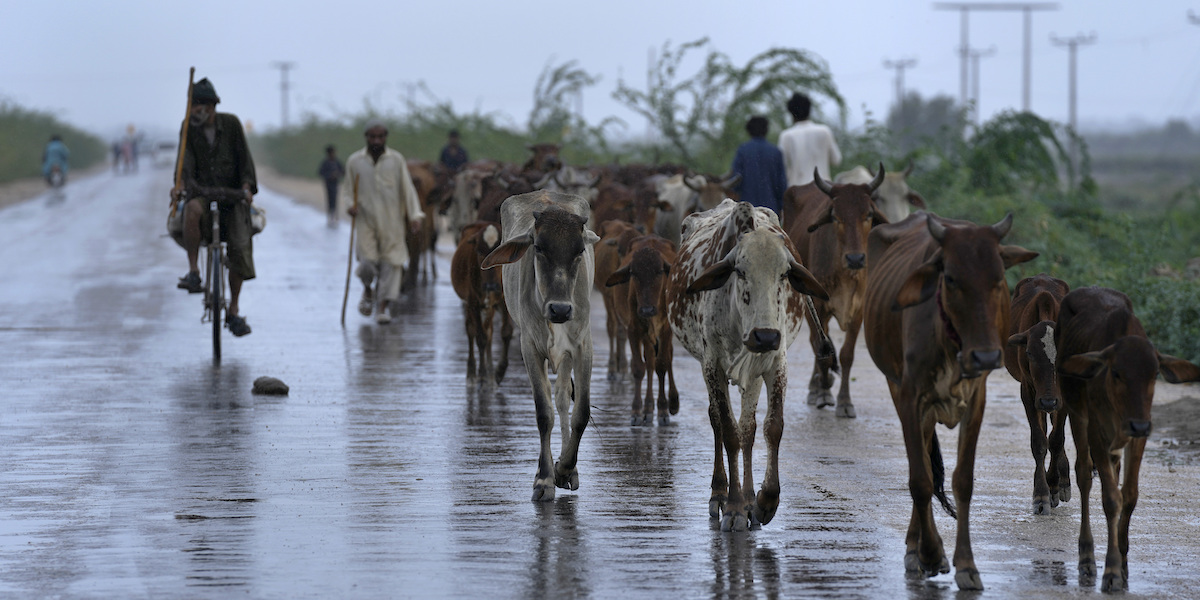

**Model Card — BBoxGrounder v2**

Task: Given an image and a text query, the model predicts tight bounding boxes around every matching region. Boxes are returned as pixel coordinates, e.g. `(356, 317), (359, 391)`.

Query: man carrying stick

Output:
(344, 120), (424, 325)
(171, 77), (258, 337)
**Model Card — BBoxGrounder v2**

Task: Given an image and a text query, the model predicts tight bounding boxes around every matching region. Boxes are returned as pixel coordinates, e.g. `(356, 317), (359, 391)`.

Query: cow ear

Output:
(869, 203), (890, 227)
(481, 234), (532, 269)
(584, 229), (601, 246)
(1007, 332), (1029, 347)
(1059, 350), (1107, 379)
(893, 251), (942, 310)
(806, 207), (836, 233)
(787, 259), (829, 300)
(1158, 353), (1200, 384)
(906, 192), (927, 209)
(686, 253), (735, 294)
(606, 264), (631, 287)
(1000, 245), (1039, 269)
(658, 200), (673, 211)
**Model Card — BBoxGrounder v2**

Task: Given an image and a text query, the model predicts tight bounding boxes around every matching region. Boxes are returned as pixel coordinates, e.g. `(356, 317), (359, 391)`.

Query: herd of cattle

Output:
(397, 144), (1200, 592)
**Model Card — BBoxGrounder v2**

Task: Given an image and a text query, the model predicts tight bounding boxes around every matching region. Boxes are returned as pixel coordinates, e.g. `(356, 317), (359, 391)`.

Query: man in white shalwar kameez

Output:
(343, 120), (425, 324)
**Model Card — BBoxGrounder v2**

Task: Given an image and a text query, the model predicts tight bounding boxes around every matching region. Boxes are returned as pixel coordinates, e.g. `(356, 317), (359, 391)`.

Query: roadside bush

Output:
(0, 99), (107, 183)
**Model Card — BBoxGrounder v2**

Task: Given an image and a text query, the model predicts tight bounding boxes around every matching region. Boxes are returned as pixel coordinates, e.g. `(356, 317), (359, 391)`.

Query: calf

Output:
(667, 200), (828, 531)
(450, 221), (513, 383)
(784, 166), (886, 418)
(1002, 274), (1071, 514)
(405, 160), (441, 290)
(606, 234), (679, 426)
(594, 220), (639, 381)
(482, 190), (600, 501)
(1056, 286), (1200, 591)
(863, 212), (1037, 590)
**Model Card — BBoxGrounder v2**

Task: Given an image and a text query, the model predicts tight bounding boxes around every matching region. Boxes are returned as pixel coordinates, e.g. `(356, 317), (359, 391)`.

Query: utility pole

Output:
(1050, 33), (1095, 134)
(270, 61), (296, 129)
(883, 58), (918, 107)
(934, 3), (1058, 112)
(969, 46), (997, 125)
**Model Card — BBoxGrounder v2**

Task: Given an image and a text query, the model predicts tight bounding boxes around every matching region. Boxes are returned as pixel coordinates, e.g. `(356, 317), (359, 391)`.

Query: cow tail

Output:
(930, 432), (957, 520)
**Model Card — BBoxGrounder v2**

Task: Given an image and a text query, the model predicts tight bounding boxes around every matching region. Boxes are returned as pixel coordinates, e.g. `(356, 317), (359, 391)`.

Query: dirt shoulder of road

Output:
(0, 164), (109, 211)
(256, 167), (326, 213)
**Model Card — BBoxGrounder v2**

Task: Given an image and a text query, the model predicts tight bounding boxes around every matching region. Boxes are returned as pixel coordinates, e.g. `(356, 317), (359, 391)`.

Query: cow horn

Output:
(991, 212), (1014, 238)
(682, 172), (703, 192)
(721, 173), (742, 190)
(868, 163), (886, 193)
(904, 161), (915, 177)
(813, 168), (834, 196)
(927, 214), (947, 242)
(551, 170), (564, 189)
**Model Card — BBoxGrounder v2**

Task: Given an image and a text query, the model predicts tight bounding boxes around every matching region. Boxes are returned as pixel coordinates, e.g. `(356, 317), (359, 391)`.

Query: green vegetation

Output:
(0, 99), (107, 183)
(251, 42), (1198, 363)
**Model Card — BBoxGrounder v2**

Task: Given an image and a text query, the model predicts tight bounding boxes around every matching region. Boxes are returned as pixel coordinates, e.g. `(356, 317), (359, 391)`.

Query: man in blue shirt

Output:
(730, 116), (787, 214)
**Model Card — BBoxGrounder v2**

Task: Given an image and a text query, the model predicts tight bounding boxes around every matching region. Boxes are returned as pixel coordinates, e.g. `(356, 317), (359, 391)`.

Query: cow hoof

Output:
(904, 552), (921, 573)
(1078, 560), (1096, 583)
(1101, 573), (1126, 592)
(806, 390), (822, 406)
(532, 484), (555, 502)
(708, 497), (725, 519)
(607, 371), (619, 382)
(1057, 486), (1072, 503)
(835, 403), (856, 418)
(720, 513), (748, 532)
(818, 392), (835, 408)
(466, 364), (476, 379)
(658, 414), (670, 427)
(1032, 497), (1051, 515)
(642, 415), (654, 426)
(955, 568), (983, 591)
(669, 390), (679, 415)
(751, 502), (776, 526)
(630, 416), (641, 427)
(554, 464), (579, 491)
(495, 363), (508, 383)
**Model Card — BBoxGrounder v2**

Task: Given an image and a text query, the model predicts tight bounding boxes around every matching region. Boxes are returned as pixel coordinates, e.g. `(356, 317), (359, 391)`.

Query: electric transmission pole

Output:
(883, 58), (918, 107)
(969, 46), (997, 125)
(1050, 33), (1095, 134)
(270, 61), (296, 129)
(934, 3), (1058, 112)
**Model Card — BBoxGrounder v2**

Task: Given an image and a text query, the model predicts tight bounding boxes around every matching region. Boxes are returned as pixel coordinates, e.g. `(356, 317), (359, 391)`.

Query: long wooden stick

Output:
(340, 174), (359, 327)
(169, 67), (195, 220)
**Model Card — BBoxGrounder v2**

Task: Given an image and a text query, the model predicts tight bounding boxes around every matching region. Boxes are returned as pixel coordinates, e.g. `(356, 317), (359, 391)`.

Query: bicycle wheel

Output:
(209, 243), (223, 360)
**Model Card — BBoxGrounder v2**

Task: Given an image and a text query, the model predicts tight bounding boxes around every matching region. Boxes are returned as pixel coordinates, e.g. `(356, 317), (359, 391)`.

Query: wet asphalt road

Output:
(2, 169), (1199, 599)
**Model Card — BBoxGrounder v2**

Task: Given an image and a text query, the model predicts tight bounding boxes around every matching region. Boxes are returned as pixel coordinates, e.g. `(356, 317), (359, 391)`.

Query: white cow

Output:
(666, 199), (828, 531)
(446, 168), (491, 244)
(653, 173), (737, 246)
(482, 189), (600, 502)
(834, 164), (926, 225)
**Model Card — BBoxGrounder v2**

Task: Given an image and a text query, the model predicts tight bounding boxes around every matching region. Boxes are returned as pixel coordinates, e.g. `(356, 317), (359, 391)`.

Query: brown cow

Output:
(863, 212), (1037, 590)
(1055, 286), (1200, 591)
(451, 221), (513, 383)
(591, 181), (671, 235)
(784, 166), (886, 418)
(606, 234), (679, 426)
(1003, 274), (1071, 514)
(520, 143), (562, 184)
(594, 220), (640, 381)
(477, 171), (533, 224)
(404, 160), (442, 291)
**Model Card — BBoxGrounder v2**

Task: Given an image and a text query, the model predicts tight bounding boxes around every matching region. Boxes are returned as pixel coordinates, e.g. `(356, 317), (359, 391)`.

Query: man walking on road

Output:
(318, 144), (344, 227)
(171, 77), (257, 337)
(345, 120), (425, 325)
(438, 129), (468, 173)
(729, 116), (787, 214)
(778, 92), (842, 187)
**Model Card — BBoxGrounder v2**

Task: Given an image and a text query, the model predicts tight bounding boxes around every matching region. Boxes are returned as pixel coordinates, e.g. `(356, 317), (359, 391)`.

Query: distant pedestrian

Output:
(42, 135), (70, 186)
(438, 129), (469, 173)
(729, 116), (787, 214)
(778, 92), (842, 187)
(318, 144), (345, 227)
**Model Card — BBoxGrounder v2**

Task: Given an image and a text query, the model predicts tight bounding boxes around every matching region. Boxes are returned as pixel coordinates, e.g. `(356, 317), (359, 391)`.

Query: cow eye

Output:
(944, 274), (957, 288)
(735, 268), (746, 280)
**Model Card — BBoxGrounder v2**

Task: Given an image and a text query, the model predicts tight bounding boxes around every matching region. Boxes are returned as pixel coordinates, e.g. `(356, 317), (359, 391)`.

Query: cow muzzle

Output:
(959, 348), (1002, 378)
(638, 305), (657, 318)
(1126, 419), (1152, 438)
(744, 328), (781, 353)
(1036, 395), (1063, 413)
(482, 282), (501, 292)
(844, 253), (866, 270)
(546, 302), (573, 323)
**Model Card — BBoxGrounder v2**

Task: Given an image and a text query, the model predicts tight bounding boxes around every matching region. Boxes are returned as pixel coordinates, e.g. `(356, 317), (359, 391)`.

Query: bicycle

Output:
(186, 185), (246, 361)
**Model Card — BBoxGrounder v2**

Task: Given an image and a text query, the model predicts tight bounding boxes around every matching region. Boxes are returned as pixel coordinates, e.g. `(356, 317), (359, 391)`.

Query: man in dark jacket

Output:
(318, 144), (344, 227)
(170, 77), (258, 337)
(438, 130), (468, 172)
(730, 116), (788, 214)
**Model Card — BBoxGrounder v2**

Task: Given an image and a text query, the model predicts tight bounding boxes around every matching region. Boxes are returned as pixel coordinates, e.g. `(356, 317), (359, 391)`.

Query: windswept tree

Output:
(613, 38), (844, 172)
(527, 58), (624, 163)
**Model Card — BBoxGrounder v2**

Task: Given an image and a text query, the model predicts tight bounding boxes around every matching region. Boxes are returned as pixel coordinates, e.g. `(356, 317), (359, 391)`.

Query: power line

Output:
(883, 58), (918, 107)
(1050, 33), (1096, 133)
(933, 3), (1059, 112)
(270, 61), (296, 129)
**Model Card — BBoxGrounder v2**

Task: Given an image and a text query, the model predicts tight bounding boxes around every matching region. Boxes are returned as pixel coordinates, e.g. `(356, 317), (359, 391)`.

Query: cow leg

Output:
(833, 312), (861, 418)
(663, 336), (679, 416)
(495, 301), (513, 383)
(1048, 409), (1071, 504)
(653, 339), (671, 426)
(805, 308), (835, 408)
(1115, 439), (1145, 589)
(951, 388), (985, 591)
(629, 326), (648, 426)
(462, 303), (479, 379)
(1096, 443), (1124, 592)
(603, 294), (622, 381)
(1069, 407), (1096, 584)
(522, 340), (556, 502)
(554, 348), (592, 492)
(897, 392), (948, 577)
(752, 365), (785, 527)
(641, 332), (658, 426)
(480, 300), (496, 382)
(737, 377), (763, 530)
(1021, 381), (1052, 514)
(703, 363), (736, 526)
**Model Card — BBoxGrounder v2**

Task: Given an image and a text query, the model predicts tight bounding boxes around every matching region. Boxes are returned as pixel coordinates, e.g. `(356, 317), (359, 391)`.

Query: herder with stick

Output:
(344, 120), (424, 325)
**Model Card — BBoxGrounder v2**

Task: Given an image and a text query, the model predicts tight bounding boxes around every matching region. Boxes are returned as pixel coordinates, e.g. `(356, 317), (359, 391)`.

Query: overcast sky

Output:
(3, 0), (1199, 142)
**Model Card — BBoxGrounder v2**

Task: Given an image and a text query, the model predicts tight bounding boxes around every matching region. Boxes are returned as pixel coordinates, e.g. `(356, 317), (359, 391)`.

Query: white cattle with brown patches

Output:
(666, 199), (829, 531)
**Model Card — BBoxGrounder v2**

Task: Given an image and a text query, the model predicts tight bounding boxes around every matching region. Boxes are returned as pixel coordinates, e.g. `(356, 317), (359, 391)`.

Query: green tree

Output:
(886, 92), (967, 156)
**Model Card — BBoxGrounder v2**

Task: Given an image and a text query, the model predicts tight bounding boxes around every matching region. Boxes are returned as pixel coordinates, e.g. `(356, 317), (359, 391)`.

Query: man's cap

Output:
(363, 119), (387, 135)
(192, 78), (220, 105)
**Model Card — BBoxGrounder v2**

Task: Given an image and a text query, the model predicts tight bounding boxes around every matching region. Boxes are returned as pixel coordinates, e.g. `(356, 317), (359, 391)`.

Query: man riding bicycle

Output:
(42, 134), (69, 186)
(170, 77), (257, 337)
